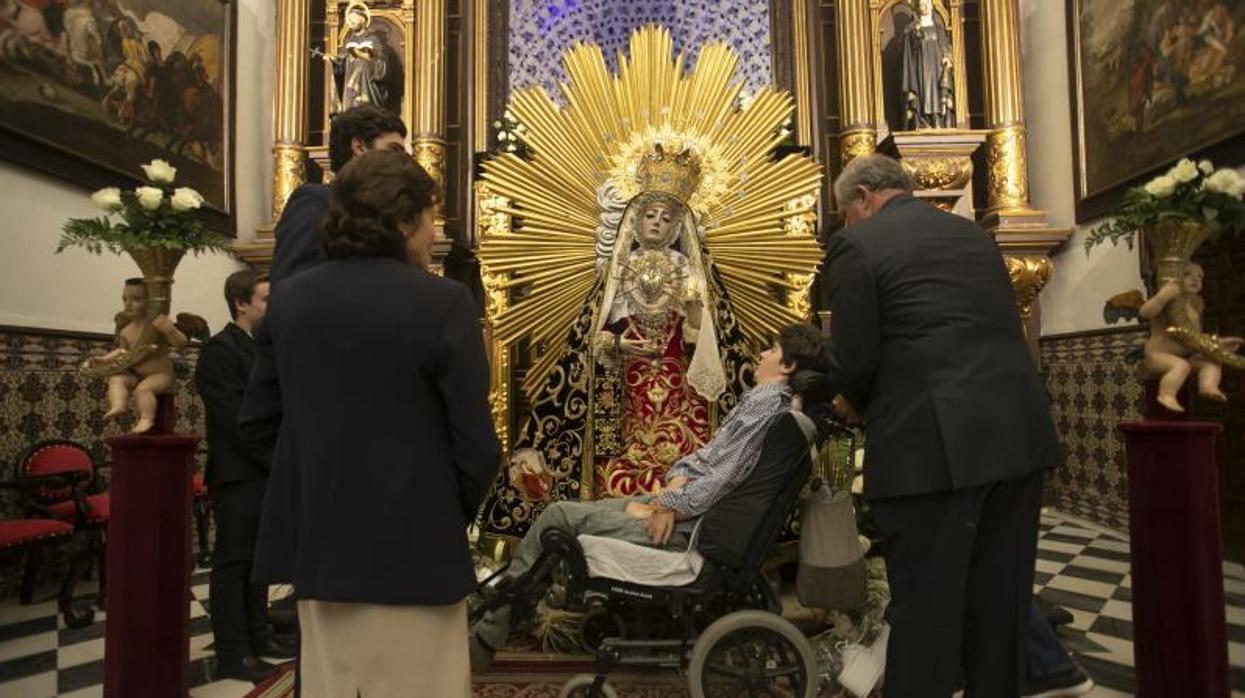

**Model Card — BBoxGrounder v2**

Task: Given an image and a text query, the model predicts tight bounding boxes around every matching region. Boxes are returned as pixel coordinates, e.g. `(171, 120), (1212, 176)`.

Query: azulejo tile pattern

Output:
(508, 0), (773, 101)
(3, 511), (1242, 697)
(1040, 328), (1147, 532)
(0, 327), (207, 595)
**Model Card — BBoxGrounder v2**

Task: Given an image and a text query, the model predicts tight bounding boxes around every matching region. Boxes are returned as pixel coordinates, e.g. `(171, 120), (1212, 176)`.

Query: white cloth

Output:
(578, 534), (705, 587)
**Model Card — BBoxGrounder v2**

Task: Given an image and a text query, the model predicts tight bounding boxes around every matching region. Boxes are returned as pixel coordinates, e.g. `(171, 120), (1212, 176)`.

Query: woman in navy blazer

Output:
(241, 149), (500, 697)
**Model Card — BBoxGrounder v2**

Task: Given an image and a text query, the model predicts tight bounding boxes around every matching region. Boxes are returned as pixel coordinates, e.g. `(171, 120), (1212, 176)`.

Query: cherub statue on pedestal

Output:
(1140, 262), (1244, 413)
(83, 278), (189, 433)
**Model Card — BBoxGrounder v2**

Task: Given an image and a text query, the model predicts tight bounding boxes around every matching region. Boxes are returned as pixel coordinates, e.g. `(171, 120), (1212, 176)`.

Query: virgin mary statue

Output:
(474, 28), (824, 540)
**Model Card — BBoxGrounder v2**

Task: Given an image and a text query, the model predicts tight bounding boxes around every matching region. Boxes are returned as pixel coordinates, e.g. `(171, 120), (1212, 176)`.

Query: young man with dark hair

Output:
(268, 104), (408, 285)
(469, 323), (829, 668)
(195, 269), (289, 683)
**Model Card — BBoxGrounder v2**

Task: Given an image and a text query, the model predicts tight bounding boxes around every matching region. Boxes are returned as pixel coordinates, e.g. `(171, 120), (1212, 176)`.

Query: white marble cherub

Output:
(83, 278), (188, 433)
(1140, 262), (1243, 412)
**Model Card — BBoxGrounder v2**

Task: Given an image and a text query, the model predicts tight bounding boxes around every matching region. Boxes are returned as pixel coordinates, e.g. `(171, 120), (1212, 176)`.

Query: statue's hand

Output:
(619, 336), (658, 357)
(1219, 336), (1243, 352)
(1157, 280), (1182, 300)
(152, 314), (174, 333)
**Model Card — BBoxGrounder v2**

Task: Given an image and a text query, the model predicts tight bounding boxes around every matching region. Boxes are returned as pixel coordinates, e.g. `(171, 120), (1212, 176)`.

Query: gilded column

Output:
(979, 0), (1030, 215)
(792, 0), (814, 148)
(271, 0), (310, 221)
(835, 0), (876, 168)
(472, 0), (490, 150)
(413, 0), (447, 187)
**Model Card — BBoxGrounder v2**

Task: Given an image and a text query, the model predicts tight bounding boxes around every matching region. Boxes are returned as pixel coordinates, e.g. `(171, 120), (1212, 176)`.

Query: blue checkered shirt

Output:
(656, 381), (792, 524)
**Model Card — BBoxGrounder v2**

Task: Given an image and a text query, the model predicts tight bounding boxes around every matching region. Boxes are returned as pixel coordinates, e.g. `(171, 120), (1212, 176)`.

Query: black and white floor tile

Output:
(1, 510), (1242, 697)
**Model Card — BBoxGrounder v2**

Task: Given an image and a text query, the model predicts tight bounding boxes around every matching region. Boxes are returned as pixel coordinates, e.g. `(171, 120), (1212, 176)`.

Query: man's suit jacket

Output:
(824, 194), (1060, 501)
(240, 257), (501, 605)
(268, 184), (330, 286)
(195, 323), (269, 486)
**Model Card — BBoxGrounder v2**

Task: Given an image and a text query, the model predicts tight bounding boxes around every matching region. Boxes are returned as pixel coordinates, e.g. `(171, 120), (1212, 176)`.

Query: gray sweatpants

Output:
(472, 498), (688, 651)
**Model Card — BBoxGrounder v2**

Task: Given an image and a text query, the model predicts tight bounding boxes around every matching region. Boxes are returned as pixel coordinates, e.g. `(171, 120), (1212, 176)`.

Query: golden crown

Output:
(635, 142), (702, 203)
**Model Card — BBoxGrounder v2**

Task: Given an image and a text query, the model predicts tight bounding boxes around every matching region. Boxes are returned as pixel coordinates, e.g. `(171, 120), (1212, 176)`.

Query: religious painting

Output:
(0, 0), (235, 232)
(1068, 0), (1245, 221)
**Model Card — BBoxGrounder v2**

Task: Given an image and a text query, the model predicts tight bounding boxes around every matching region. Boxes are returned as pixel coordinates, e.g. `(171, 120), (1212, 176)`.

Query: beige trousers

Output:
(298, 599), (470, 698)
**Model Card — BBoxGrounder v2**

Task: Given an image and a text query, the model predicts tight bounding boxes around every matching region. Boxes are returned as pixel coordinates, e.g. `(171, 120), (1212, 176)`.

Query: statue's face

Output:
(918, 0), (933, 16)
(346, 9), (366, 30)
(122, 283), (147, 319)
(1181, 264), (1204, 294)
(640, 203), (676, 247)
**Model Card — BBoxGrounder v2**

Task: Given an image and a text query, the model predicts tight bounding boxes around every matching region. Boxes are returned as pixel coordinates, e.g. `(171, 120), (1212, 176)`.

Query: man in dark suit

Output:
(823, 154), (1061, 697)
(195, 269), (292, 683)
(267, 104), (408, 286)
(241, 150), (499, 695)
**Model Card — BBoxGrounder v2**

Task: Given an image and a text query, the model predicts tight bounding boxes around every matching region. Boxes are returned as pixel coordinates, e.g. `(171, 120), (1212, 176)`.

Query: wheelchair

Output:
(470, 372), (843, 698)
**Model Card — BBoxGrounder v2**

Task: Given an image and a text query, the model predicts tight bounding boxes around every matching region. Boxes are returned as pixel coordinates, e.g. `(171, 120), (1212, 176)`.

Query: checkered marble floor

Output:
(1, 510), (1242, 697)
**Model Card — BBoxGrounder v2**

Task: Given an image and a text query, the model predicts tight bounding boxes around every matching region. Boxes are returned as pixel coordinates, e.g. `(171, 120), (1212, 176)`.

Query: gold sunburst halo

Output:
(478, 26), (824, 401)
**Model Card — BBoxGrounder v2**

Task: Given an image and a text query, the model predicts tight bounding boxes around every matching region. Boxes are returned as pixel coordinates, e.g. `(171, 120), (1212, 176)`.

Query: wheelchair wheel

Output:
(558, 673), (619, 698)
(578, 606), (626, 653)
(688, 610), (819, 698)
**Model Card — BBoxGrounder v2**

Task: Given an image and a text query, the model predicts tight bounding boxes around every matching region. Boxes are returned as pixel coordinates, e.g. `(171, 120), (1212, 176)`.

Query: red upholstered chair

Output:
(0, 482), (96, 628)
(16, 440), (110, 604)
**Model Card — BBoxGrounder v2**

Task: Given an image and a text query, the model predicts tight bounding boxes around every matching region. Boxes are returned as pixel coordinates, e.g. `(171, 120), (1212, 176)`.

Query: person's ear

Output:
(351, 136), (368, 158)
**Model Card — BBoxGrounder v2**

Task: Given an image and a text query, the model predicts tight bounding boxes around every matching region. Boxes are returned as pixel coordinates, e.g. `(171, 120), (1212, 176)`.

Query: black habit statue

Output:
(901, 0), (955, 130)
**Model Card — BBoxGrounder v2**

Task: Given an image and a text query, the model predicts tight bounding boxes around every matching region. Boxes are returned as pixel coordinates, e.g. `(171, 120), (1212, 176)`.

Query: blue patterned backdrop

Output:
(508, 0), (773, 100)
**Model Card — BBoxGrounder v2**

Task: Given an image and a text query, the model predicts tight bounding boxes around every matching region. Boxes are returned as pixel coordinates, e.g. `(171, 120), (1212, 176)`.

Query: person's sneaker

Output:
(1022, 665), (1094, 698)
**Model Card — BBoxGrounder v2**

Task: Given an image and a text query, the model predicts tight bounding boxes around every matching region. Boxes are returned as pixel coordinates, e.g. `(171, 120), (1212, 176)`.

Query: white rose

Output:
(135, 186), (164, 210)
(1199, 160), (1214, 175)
(141, 159), (177, 184)
(90, 187), (122, 211)
(1202, 168), (1241, 195)
(1144, 175), (1176, 197)
(170, 187), (204, 211)
(1170, 158), (1198, 183)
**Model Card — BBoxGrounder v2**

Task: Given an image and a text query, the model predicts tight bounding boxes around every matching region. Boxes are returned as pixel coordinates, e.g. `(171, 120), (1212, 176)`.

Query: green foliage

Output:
(57, 187), (230, 256)
(1085, 160), (1245, 254)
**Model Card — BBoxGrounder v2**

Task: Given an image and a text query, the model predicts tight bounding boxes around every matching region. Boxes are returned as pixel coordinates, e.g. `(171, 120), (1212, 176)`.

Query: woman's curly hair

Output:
(321, 149), (442, 261)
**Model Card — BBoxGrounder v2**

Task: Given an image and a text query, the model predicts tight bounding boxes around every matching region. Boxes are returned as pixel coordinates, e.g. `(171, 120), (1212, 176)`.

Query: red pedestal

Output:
(1120, 421), (1229, 697)
(103, 429), (199, 698)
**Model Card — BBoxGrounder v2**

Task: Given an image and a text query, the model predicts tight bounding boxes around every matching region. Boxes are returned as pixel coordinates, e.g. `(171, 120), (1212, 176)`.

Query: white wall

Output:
(1019, 0), (1145, 336)
(0, 0), (274, 335)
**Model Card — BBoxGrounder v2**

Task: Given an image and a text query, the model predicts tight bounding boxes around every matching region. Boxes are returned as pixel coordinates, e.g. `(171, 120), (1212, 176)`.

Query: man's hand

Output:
(664, 475), (688, 491)
(644, 509), (676, 546)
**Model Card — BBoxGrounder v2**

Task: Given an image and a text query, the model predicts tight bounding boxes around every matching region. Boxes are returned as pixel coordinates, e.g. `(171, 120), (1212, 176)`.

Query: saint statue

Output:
(901, 0), (955, 130)
(322, 1), (403, 115)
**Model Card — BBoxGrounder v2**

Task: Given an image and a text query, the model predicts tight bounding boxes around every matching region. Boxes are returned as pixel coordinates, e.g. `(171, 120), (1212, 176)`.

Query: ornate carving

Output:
(783, 195), (818, 320)
(476, 183), (513, 454)
(271, 145), (306, 221)
(1004, 254), (1053, 320)
(412, 138), (446, 186)
(840, 129), (877, 166)
(986, 125), (1029, 211)
(901, 155), (973, 191)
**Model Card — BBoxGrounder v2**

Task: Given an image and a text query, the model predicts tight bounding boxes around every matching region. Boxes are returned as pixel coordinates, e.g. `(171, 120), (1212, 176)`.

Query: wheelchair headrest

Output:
(790, 370), (833, 404)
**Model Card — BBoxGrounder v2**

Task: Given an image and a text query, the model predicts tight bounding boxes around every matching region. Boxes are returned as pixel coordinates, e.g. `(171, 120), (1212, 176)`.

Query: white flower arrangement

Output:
(59, 159), (229, 255)
(1086, 157), (1245, 252)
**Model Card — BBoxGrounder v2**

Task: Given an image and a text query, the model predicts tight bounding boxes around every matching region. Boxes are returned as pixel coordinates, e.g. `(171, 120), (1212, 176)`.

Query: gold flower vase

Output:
(1147, 219), (1209, 285)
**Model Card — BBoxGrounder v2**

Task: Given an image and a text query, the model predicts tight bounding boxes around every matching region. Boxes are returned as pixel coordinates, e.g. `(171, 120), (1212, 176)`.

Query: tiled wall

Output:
(1039, 326), (1147, 532)
(0, 326), (206, 595)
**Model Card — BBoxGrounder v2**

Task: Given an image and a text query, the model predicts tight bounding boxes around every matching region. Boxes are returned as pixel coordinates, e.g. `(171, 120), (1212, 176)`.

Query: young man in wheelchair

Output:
(469, 323), (830, 668)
